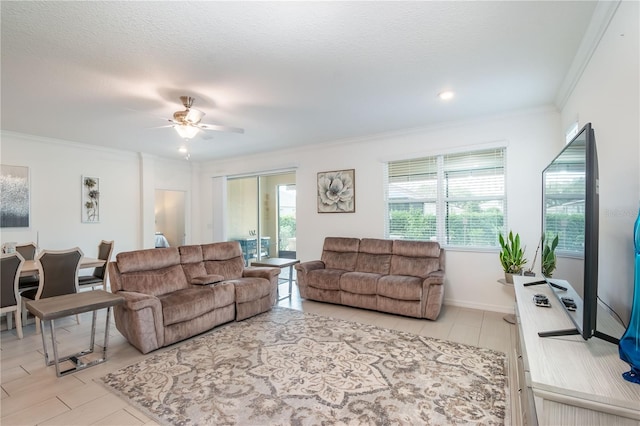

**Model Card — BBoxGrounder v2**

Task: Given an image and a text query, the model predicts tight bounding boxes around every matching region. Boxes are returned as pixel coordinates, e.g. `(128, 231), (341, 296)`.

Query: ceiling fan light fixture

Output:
(174, 124), (200, 139)
(185, 107), (205, 124)
(438, 90), (455, 101)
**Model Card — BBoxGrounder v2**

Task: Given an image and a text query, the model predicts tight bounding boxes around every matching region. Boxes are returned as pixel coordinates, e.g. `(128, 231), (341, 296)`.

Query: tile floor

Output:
(1, 281), (517, 425)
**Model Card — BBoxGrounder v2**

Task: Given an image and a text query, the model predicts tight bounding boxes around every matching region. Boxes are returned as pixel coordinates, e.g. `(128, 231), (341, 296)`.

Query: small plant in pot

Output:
(541, 233), (559, 277)
(499, 231), (527, 283)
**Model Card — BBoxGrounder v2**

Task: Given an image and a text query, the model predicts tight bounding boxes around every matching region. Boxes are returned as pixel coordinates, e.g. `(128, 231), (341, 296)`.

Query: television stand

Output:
(523, 279), (568, 291)
(512, 276), (639, 425)
(538, 326), (620, 344)
(538, 327), (579, 338)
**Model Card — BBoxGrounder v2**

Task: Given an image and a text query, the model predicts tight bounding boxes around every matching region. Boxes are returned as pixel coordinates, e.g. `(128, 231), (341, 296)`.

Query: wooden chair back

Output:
(1, 252), (25, 339)
(15, 242), (37, 261)
(34, 248), (83, 300)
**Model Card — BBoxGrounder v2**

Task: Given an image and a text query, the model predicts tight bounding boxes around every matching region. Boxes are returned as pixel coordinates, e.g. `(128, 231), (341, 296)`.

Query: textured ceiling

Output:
(1, 1), (599, 161)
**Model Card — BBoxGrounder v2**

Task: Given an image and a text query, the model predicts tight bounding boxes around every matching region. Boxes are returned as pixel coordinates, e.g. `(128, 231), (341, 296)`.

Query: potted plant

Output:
(499, 230), (527, 283)
(541, 233), (559, 277)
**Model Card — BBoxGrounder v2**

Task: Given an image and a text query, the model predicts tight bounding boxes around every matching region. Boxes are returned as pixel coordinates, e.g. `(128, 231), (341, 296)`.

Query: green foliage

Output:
(279, 215), (296, 242)
(389, 209), (436, 240)
(498, 231), (527, 273)
(446, 212), (503, 247)
(541, 233), (559, 277)
(389, 208), (503, 245)
(544, 213), (583, 252)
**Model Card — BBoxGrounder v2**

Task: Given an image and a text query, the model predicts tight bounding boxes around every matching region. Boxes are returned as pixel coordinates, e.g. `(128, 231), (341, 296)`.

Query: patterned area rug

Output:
(101, 307), (509, 425)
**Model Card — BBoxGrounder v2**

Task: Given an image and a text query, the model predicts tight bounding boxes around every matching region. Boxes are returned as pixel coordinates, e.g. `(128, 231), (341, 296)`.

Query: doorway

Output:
(226, 172), (296, 264)
(277, 184), (296, 258)
(155, 189), (186, 247)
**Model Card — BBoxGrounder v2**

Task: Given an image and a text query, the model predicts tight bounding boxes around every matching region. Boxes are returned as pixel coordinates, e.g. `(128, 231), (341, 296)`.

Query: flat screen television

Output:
(538, 122), (618, 344)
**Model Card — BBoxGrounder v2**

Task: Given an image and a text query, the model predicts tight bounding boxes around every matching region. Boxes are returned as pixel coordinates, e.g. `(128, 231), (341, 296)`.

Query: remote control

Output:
(533, 294), (551, 307)
(561, 297), (577, 311)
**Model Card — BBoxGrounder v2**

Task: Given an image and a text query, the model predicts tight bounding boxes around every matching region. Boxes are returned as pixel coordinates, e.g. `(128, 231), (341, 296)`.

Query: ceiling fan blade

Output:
(198, 123), (245, 134)
(147, 124), (175, 129)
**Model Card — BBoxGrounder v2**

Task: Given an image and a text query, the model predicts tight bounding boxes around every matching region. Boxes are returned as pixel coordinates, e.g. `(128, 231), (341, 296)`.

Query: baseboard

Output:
(444, 298), (515, 315)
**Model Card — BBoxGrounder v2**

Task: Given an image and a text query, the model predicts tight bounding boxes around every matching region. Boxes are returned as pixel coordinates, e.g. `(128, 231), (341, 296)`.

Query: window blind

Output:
(385, 147), (506, 248)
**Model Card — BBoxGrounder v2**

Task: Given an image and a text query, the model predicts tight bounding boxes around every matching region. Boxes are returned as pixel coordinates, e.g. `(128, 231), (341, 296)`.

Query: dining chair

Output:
(1, 252), (25, 339)
(21, 247), (83, 334)
(78, 240), (114, 291)
(16, 242), (39, 290)
(15, 242), (37, 260)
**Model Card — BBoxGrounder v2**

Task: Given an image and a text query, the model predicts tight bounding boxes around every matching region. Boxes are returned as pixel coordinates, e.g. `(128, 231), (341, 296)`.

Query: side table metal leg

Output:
(89, 309), (98, 352)
(49, 319), (62, 377)
(40, 320), (50, 366)
(102, 307), (112, 360)
(288, 265), (293, 296)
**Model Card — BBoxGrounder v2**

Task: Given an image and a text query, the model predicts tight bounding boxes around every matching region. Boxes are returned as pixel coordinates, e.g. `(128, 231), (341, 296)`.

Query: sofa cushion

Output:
(393, 240), (441, 258)
(355, 238), (392, 274)
(227, 277), (272, 303)
(321, 237), (360, 271)
(116, 247), (180, 273)
(340, 272), (381, 295)
(191, 274), (225, 285)
(182, 262), (207, 281)
(307, 269), (345, 290)
(120, 264), (189, 297)
(178, 245), (208, 282)
(179, 245), (203, 263)
(377, 275), (423, 301)
(208, 281), (236, 308)
(202, 242), (245, 279)
(159, 287), (218, 326)
(390, 240), (441, 278)
(202, 241), (243, 260)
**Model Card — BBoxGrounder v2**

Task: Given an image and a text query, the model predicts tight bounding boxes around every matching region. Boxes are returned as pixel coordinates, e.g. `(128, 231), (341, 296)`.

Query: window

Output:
(385, 147), (506, 248)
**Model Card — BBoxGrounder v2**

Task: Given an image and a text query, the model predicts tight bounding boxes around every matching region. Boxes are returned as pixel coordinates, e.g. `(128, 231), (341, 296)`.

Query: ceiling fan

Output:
(167, 96), (244, 139)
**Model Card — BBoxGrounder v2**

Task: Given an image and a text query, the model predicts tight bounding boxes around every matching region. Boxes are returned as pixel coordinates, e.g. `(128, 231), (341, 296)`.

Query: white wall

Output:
(199, 108), (562, 313)
(5, 3), (634, 317)
(560, 0), (639, 324)
(0, 132), (193, 257)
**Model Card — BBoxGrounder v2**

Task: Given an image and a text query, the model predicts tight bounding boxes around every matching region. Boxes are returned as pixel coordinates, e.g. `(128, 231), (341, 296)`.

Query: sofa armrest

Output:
(422, 270), (445, 320)
(116, 290), (162, 311)
(294, 260), (325, 299)
(112, 290), (165, 354)
(295, 260), (325, 274)
(243, 267), (280, 280)
(425, 270), (445, 285)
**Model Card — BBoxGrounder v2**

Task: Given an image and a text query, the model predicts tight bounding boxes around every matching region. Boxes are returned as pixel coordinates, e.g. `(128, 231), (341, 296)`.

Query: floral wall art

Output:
(82, 176), (100, 223)
(317, 169), (355, 213)
(0, 164), (30, 228)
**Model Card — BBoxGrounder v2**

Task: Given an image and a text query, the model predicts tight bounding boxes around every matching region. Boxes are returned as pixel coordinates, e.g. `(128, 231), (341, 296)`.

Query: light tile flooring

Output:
(1, 282), (517, 425)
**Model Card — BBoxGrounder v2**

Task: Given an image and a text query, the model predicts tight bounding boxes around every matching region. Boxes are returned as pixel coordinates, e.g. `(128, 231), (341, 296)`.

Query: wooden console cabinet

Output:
(513, 276), (640, 425)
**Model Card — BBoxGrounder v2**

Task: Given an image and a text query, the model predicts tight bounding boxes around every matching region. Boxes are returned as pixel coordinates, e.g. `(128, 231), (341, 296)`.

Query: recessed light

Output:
(178, 146), (188, 153)
(438, 90), (455, 101)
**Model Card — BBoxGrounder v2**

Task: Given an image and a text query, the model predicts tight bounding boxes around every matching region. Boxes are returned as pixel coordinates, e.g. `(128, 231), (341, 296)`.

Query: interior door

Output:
(154, 189), (186, 247)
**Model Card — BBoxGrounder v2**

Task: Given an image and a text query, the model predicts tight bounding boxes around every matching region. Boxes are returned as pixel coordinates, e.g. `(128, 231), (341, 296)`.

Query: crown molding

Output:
(555, 1), (621, 109)
(1, 130), (140, 159)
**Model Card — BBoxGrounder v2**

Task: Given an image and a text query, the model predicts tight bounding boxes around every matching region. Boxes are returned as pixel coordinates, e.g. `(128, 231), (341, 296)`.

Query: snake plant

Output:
(499, 231), (527, 274)
(541, 233), (559, 277)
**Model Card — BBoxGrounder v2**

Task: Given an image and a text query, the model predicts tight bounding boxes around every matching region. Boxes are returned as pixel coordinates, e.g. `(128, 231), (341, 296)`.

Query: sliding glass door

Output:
(227, 172), (295, 265)
(277, 184), (296, 258)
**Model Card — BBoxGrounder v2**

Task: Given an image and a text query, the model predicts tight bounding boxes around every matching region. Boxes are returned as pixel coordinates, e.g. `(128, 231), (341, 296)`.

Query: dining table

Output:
(20, 257), (106, 277)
